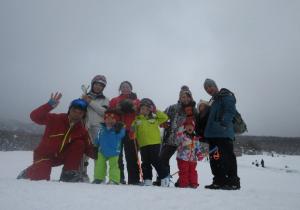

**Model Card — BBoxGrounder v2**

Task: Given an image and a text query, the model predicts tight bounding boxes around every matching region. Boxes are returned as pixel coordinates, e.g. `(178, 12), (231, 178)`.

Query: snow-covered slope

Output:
(0, 152), (299, 210)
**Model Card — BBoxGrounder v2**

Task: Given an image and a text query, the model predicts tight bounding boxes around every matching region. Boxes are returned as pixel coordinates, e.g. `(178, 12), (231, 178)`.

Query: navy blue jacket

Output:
(204, 88), (236, 140)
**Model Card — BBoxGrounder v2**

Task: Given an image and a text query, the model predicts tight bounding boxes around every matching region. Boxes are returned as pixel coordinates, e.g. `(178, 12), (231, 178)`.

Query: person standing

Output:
(203, 79), (240, 190)
(175, 119), (204, 188)
(157, 86), (197, 186)
(93, 109), (125, 184)
(109, 81), (140, 185)
(17, 93), (96, 182)
(132, 98), (169, 186)
(81, 75), (109, 181)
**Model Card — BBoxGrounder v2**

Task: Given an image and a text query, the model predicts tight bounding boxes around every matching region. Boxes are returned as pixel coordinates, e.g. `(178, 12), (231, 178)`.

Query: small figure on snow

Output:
(255, 160), (259, 167)
(261, 159), (265, 168)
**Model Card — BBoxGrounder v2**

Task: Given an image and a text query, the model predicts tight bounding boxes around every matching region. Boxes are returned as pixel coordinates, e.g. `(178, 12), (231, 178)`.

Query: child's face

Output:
(140, 105), (151, 116)
(185, 125), (194, 134)
(105, 116), (117, 127)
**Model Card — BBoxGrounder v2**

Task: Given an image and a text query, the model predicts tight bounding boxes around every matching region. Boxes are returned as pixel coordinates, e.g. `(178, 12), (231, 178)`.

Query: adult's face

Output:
(120, 83), (132, 95)
(180, 93), (192, 105)
(68, 108), (85, 123)
(205, 86), (219, 96)
(92, 82), (105, 94)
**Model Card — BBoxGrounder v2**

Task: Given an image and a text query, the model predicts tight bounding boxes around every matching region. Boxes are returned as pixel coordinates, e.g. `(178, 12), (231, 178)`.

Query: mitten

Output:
(197, 152), (204, 161)
(119, 99), (135, 113)
(114, 122), (124, 133)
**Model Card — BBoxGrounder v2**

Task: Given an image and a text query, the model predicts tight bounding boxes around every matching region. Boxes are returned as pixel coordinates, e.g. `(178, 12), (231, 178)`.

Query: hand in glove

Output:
(114, 122), (124, 133)
(197, 152), (204, 161)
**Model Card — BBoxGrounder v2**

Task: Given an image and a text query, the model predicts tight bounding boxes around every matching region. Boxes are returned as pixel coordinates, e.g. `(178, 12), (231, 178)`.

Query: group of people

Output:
(17, 75), (241, 190)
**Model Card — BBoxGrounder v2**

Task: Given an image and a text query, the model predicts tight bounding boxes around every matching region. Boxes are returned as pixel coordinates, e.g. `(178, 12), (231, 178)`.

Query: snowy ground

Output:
(0, 151), (300, 210)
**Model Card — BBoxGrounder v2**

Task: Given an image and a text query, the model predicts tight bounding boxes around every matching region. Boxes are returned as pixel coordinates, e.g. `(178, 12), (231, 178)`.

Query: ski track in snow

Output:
(1, 151), (300, 210)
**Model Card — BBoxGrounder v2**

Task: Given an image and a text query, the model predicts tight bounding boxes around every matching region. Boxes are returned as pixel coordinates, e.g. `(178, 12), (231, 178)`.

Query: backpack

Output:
(217, 89), (248, 135)
(233, 111), (247, 135)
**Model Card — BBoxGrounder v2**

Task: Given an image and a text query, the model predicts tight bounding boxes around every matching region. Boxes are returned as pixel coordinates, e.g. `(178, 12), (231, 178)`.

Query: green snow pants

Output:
(94, 152), (120, 183)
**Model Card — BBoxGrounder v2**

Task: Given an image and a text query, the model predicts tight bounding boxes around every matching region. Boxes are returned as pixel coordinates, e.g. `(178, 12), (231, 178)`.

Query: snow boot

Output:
(221, 184), (241, 190)
(204, 183), (223, 190)
(92, 179), (104, 184)
(143, 179), (152, 186)
(160, 176), (170, 187)
(60, 170), (83, 182)
(107, 180), (119, 185)
(17, 169), (28, 180)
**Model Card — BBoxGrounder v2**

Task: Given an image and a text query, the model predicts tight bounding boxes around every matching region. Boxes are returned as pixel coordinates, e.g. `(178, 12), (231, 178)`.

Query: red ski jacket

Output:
(30, 103), (96, 160)
(109, 94), (140, 131)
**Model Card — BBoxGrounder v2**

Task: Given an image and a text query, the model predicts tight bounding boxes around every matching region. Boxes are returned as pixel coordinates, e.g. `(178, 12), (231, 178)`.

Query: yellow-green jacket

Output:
(132, 111), (168, 148)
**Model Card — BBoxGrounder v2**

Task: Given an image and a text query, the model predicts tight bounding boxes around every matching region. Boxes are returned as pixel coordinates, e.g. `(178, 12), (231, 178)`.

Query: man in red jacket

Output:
(17, 92), (96, 182)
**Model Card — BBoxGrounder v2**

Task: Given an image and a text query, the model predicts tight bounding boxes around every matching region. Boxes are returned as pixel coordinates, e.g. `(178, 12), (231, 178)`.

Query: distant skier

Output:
(255, 160), (259, 167)
(17, 92), (96, 182)
(261, 159), (265, 168)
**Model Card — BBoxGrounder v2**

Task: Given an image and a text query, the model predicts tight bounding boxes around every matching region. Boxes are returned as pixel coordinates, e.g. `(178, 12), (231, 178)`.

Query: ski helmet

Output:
(69, 99), (88, 112)
(92, 75), (107, 87)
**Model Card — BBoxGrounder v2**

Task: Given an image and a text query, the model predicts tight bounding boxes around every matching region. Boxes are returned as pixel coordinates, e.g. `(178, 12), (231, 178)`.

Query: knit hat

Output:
(119, 81), (133, 91)
(92, 75), (107, 87)
(199, 99), (209, 106)
(104, 109), (120, 121)
(179, 85), (193, 99)
(183, 118), (195, 128)
(203, 79), (218, 90)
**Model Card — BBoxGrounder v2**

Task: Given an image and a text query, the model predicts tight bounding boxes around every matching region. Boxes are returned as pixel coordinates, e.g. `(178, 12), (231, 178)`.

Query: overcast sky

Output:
(0, 0), (299, 137)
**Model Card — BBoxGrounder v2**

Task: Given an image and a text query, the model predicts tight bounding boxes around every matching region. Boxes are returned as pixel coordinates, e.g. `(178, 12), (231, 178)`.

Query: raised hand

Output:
(48, 92), (62, 108)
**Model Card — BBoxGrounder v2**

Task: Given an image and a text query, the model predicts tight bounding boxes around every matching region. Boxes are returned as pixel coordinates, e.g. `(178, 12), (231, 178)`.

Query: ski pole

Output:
(132, 135), (143, 182)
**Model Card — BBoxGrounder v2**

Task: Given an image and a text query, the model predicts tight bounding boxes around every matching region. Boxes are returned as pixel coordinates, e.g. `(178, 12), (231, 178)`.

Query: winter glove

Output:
(197, 152), (204, 161)
(114, 122), (124, 133)
(129, 131), (136, 140)
(119, 99), (135, 113)
(160, 121), (170, 128)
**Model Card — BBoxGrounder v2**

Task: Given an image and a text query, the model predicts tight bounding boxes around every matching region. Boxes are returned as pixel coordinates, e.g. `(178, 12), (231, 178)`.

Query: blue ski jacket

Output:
(94, 123), (125, 158)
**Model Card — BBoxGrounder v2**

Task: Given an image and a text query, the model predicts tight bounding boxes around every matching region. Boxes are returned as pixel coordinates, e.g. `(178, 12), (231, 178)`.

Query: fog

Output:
(0, 0), (300, 137)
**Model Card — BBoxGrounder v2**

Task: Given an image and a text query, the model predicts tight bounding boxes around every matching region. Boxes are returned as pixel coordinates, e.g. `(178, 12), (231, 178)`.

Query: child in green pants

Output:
(93, 109), (125, 184)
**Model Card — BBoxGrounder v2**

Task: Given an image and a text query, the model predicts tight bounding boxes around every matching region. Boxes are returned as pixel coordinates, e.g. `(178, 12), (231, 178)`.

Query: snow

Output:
(1, 151), (300, 210)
